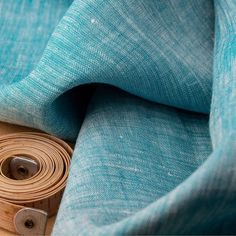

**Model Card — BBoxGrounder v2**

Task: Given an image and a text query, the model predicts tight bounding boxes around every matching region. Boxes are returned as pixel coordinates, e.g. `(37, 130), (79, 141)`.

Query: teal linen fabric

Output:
(0, 0), (235, 235)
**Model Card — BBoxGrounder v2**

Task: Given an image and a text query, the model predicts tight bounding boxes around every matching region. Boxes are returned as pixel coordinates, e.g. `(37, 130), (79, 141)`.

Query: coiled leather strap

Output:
(0, 132), (72, 235)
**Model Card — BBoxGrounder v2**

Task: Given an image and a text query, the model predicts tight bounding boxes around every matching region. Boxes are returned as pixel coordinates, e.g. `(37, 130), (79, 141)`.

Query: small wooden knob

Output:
(10, 156), (39, 180)
(14, 208), (48, 235)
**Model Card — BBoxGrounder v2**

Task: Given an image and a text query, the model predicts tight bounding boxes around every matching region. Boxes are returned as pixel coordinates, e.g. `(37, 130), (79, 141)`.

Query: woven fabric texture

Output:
(0, 0), (235, 235)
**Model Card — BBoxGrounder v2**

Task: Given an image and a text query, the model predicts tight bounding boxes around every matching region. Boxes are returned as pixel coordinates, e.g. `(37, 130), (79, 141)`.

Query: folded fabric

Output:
(0, 0), (235, 235)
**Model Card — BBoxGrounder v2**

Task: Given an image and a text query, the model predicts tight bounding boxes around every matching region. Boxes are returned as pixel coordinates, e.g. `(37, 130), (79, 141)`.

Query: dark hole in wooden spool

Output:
(24, 219), (34, 229)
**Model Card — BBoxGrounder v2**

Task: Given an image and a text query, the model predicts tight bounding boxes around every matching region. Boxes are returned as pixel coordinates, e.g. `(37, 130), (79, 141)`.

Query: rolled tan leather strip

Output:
(0, 132), (72, 235)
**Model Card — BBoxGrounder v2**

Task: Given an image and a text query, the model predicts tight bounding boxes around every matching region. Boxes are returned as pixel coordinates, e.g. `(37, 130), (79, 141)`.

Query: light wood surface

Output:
(0, 121), (56, 236)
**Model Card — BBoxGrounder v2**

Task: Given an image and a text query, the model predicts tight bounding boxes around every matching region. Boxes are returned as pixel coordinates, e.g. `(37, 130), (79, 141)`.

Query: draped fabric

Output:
(0, 0), (235, 235)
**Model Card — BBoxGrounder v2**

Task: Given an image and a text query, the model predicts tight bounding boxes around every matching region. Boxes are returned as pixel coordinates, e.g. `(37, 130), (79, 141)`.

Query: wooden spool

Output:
(0, 132), (72, 235)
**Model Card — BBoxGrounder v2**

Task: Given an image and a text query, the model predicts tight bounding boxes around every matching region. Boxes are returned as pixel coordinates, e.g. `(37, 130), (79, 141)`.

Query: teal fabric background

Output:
(0, 0), (235, 235)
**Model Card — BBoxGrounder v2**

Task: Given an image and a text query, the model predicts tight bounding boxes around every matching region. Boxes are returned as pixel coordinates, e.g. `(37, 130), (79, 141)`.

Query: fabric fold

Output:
(53, 86), (213, 235)
(0, 0), (236, 235)
(0, 0), (214, 140)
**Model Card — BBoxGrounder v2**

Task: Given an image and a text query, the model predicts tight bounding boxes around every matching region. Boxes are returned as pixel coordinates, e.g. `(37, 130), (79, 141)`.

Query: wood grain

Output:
(0, 122), (58, 236)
